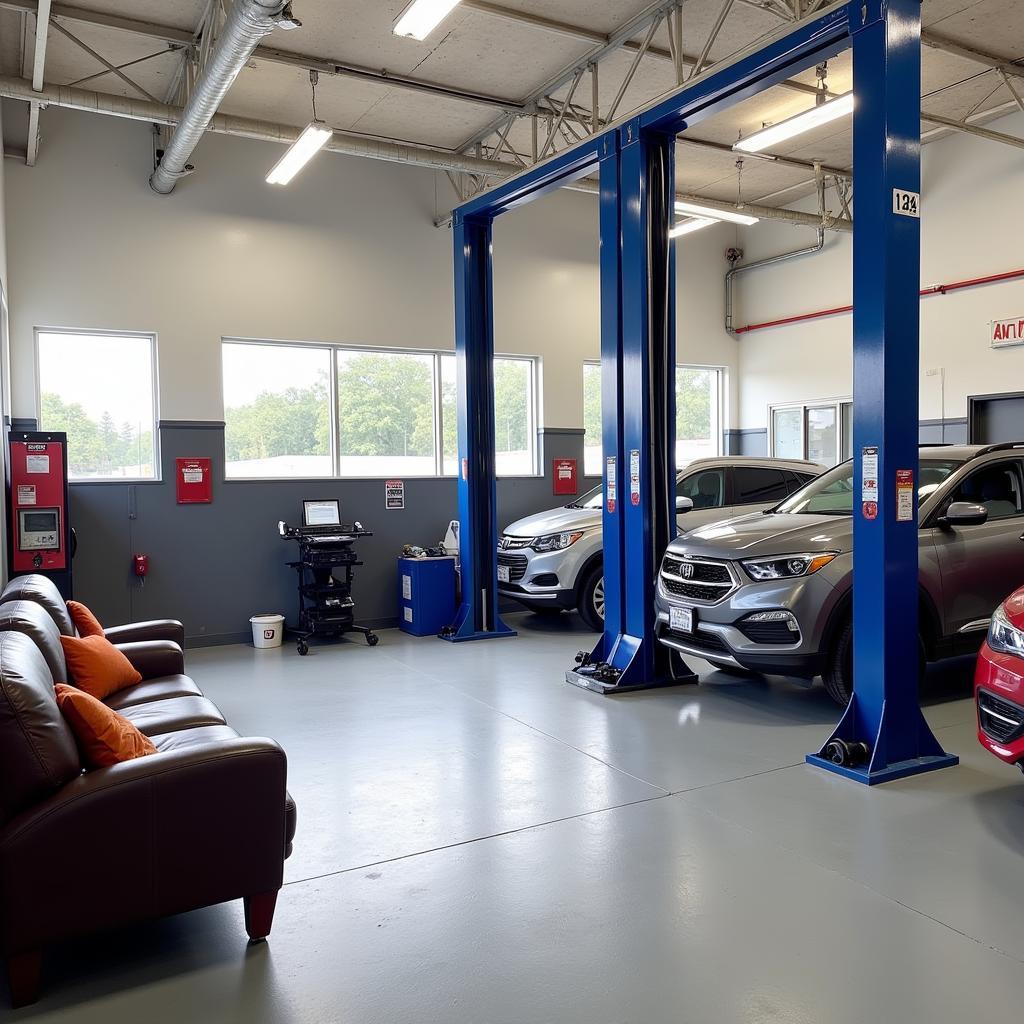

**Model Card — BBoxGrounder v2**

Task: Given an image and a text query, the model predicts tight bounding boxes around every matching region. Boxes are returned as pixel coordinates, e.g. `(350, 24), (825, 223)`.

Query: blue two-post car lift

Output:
(443, 0), (958, 786)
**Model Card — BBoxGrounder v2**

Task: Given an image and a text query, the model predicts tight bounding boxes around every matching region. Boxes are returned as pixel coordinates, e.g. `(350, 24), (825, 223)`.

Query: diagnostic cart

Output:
(279, 499), (378, 655)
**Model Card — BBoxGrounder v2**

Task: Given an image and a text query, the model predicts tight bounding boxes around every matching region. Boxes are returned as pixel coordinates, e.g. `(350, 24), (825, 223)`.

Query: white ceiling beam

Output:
(922, 31), (1024, 83)
(25, 0), (50, 165)
(920, 110), (1024, 150)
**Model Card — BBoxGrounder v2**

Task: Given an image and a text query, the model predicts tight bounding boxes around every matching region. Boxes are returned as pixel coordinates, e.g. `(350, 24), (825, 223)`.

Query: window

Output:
(37, 330), (157, 480)
(948, 462), (1024, 520)
(733, 467), (793, 503)
(223, 341), (539, 479)
(583, 361), (602, 476)
(440, 354), (539, 477)
(678, 468), (725, 508)
(223, 342), (332, 479)
(770, 399), (852, 466)
(583, 362), (724, 472)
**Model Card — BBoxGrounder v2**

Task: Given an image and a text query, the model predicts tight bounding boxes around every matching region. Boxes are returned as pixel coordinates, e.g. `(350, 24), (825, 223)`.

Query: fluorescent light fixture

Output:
(394, 0), (462, 40)
(733, 91), (854, 153)
(674, 200), (758, 226)
(266, 121), (333, 185)
(669, 217), (717, 238)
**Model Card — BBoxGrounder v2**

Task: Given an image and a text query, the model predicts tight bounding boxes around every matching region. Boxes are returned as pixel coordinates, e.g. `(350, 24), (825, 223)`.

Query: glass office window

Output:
(772, 406), (803, 460)
(37, 330), (158, 480)
(582, 361), (602, 477)
(806, 405), (838, 466)
(440, 354), (539, 476)
(223, 341), (332, 478)
(337, 350), (436, 476)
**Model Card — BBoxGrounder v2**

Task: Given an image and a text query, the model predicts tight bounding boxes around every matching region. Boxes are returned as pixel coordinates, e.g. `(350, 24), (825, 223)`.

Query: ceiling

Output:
(0, 0), (1021, 215)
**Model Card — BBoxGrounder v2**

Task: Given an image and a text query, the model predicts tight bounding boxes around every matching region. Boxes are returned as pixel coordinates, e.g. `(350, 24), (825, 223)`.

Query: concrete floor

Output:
(13, 613), (1024, 1022)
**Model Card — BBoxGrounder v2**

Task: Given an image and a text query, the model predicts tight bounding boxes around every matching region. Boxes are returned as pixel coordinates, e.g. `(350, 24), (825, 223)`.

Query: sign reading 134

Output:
(892, 188), (920, 218)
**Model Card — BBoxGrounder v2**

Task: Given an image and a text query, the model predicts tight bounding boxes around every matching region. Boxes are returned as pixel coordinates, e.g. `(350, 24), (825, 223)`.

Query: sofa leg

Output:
(244, 890), (279, 943)
(7, 950), (42, 1008)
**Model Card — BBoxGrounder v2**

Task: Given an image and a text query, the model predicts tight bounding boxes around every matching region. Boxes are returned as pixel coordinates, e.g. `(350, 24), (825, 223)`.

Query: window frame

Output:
(35, 326), (161, 484)
(222, 337), (542, 481)
(583, 360), (726, 473)
(769, 397), (853, 466)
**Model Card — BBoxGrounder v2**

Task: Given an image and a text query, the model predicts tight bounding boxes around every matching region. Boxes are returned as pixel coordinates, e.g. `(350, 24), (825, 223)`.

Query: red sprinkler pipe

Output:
(734, 266), (1024, 335)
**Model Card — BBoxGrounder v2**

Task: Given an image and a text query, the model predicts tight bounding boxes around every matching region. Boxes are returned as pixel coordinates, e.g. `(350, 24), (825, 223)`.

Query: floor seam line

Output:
(281, 791), (676, 885)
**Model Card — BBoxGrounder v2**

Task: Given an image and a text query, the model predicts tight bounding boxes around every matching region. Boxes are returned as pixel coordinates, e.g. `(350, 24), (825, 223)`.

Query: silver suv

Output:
(499, 457), (822, 630)
(655, 444), (1024, 704)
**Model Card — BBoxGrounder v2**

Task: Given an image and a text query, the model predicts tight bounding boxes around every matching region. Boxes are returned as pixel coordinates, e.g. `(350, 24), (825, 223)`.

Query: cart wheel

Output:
(297, 640), (309, 656)
(367, 633), (379, 647)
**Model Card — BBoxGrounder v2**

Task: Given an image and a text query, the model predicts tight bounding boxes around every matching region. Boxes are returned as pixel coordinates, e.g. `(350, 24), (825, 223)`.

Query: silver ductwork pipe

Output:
(149, 0), (288, 194)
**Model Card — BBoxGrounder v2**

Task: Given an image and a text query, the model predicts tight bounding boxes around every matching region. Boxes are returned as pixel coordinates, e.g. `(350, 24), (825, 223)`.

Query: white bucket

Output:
(250, 614), (285, 649)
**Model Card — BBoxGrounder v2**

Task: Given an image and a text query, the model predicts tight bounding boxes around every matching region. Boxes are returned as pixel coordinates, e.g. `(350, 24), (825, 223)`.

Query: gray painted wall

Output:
(66, 424), (598, 645)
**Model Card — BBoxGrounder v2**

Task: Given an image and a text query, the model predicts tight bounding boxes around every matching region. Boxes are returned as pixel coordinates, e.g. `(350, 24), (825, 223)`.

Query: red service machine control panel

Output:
(6, 431), (73, 597)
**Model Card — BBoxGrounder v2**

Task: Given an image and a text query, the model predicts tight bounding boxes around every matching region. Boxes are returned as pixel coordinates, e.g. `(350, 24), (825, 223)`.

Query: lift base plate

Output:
(564, 667), (695, 694)
(805, 751), (959, 785)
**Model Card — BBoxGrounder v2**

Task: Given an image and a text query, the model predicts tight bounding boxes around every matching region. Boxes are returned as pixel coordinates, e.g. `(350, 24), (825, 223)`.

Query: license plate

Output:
(497, 564), (510, 583)
(670, 606), (694, 633)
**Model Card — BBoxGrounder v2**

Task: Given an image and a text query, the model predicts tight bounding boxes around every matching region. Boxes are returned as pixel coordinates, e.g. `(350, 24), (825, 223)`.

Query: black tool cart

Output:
(279, 499), (378, 654)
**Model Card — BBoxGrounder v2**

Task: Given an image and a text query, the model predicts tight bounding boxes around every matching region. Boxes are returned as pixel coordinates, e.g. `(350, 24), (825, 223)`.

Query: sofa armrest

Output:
(114, 640), (185, 680)
(0, 737), (288, 955)
(104, 619), (186, 650)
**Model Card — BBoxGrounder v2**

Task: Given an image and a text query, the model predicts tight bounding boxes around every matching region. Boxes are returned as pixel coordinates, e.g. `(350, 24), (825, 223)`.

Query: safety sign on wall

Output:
(861, 446), (878, 521)
(176, 458), (212, 504)
(896, 469), (914, 522)
(552, 458), (578, 496)
(991, 316), (1024, 349)
(386, 480), (405, 510)
(606, 456), (617, 513)
(630, 449), (640, 506)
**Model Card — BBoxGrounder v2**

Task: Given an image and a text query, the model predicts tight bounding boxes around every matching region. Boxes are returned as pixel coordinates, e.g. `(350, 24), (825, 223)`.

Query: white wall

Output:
(736, 111), (1024, 430)
(4, 107), (738, 433)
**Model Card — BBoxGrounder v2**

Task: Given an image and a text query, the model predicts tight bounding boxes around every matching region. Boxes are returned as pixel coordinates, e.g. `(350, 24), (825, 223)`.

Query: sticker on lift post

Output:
(630, 449), (640, 506)
(606, 457), (617, 513)
(892, 189), (920, 218)
(862, 445), (879, 521)
(896, 469), (915, 522)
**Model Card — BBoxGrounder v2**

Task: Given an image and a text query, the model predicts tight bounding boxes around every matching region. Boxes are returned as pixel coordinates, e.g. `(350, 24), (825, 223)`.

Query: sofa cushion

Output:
(67, 601), (104, 638)
(0, 600), (67, 683)
(0, 632), (81, 823)
(152, 724), (240, 752)
(59, 634), (142, 699)
(119, 696), (226, 737)
(0, 575), (74, 636)
(54, 685), (158, 768)
(104, 675), (202, 711)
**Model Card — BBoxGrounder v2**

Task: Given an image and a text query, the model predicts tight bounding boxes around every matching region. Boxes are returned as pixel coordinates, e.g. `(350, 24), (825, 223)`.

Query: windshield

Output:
(570, 483), (604, 510)
(775, 459), (963, 515)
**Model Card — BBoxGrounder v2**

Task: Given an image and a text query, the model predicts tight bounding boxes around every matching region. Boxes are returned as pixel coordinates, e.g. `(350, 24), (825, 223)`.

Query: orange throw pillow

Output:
(59, 634), (143, 700)
(54, 684), (157, 768)
(67, 600), (104, 638)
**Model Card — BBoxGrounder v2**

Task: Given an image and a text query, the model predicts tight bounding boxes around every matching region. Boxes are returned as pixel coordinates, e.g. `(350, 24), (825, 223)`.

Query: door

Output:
(928, 459), (1024, 637)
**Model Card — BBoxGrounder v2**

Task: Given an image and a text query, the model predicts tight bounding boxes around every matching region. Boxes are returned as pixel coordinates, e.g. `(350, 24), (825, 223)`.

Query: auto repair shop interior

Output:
(0, 0), (1023, 1019)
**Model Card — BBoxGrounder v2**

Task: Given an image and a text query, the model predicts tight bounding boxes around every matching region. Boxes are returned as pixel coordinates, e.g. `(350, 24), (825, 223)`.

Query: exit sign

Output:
(991, 316), (1024, 349)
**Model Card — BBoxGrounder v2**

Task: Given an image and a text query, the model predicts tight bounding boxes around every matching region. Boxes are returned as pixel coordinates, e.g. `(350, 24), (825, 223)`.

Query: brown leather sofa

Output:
(0, 594), (296, 1008)
(0, 573), (186, 650)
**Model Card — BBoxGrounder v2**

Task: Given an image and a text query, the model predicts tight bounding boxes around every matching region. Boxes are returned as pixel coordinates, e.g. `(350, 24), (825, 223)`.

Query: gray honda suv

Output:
(655, 444), (1024, 704)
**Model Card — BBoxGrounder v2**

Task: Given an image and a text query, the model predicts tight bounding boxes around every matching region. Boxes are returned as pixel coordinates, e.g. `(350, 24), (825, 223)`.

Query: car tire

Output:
(822, 616), (927, 707)
(577, 566), (605, 632)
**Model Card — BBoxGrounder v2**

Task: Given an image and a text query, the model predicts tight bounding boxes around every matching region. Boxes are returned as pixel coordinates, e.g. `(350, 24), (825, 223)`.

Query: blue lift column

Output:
(443, 211), (516, 643)
(808, 0), (957, 783)
(567, 123), (688, 693)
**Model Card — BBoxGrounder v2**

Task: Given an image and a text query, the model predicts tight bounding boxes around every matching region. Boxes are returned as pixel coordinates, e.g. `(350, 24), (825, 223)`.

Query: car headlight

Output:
(741, 552), (838, 582)
(988, 604), (1024, 658)
(531, 531), (584, 552)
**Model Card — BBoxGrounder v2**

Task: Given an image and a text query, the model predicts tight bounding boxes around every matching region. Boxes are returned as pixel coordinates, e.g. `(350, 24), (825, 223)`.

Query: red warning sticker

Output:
(896, 468), (914, 522)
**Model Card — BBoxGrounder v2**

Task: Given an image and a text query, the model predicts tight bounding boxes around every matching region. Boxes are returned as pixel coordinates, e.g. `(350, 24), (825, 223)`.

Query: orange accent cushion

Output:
(67, 600), (104, 638)
(58, 634), (143, 700)
(54, 684), (157, 768)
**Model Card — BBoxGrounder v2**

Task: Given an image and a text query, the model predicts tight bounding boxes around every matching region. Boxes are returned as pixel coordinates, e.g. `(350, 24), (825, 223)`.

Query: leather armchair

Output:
(0, 575), (186, 650)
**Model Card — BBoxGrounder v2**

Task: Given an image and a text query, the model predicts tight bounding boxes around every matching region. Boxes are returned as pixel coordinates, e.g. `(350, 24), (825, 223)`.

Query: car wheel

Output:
(578, 566), (604, 632)
(823, 616), (927, 706)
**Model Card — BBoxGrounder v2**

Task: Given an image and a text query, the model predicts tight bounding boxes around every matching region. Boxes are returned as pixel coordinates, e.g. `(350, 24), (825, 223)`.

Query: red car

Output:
(976, 586), (1024, 766)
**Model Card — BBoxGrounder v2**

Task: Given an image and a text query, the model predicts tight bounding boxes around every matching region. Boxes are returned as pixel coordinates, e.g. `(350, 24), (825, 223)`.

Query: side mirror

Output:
(941, 501), (988, 528)
(676, 496), (694, 513)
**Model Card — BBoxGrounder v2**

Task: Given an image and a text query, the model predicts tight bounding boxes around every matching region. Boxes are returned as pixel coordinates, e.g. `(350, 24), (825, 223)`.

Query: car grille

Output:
(497, 552), (528, 582)
(664, 627), (728, 654)
(738, 620), (799, 645)
(978, 690), (1024, 744)
(660, 556), (736, 604)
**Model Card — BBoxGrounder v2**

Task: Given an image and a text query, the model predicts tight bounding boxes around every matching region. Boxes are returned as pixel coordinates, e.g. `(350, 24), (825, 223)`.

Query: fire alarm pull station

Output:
(133, 553), (149, 587)
(6, 431), (74, 597)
